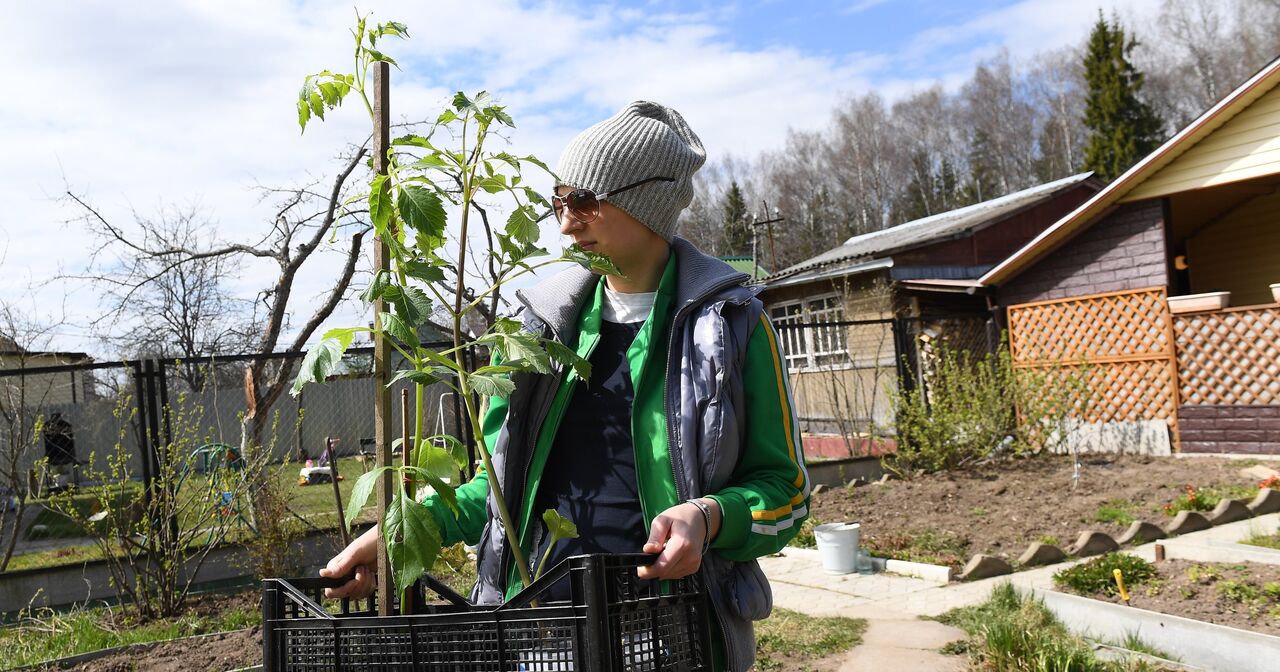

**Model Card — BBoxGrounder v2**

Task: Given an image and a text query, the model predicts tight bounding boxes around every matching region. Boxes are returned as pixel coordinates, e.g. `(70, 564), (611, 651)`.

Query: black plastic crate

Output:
(262, 553), (713, 671)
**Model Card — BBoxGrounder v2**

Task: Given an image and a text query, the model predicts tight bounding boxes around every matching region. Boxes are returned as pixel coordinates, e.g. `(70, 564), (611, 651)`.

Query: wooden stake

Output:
(371, 60), (395, 616)
(326, 437), (349, 548)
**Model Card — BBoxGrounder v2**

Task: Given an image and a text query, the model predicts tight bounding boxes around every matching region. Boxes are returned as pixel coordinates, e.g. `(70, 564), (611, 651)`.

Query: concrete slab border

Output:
(1032, 587), (1280, 672)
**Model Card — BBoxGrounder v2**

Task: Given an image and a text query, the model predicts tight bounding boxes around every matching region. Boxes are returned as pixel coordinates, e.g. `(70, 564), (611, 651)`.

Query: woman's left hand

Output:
(637, 498), (721, 580)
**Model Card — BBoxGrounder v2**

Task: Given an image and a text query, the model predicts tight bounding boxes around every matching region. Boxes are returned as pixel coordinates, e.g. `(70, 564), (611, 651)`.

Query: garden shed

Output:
(758, 173), (1102, 448)
(983, 57), (1280, 455)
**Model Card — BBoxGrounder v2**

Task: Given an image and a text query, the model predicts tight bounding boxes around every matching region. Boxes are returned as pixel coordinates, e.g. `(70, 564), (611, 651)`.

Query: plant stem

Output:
(449, 114), (533, 592)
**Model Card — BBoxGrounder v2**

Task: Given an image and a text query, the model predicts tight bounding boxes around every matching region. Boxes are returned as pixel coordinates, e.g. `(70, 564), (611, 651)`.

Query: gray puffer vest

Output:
(471, 238), (772, 671)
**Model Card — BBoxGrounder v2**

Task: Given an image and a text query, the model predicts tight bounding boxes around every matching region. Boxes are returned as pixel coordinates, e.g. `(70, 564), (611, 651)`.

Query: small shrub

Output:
(1187, 564), (1220, 585)
(1163, 483), (1256, 516)
(1053, 553), (1156, 596)
(1217, 579), (1261, 604)
(1263, 582), (1280, 600)
(886, 341), (1092, 477)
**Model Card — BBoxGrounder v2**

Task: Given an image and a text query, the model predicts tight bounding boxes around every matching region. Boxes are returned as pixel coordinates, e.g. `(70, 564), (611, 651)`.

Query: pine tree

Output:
(719, 181), (751, 257)
(1081, 13), (1165, 181)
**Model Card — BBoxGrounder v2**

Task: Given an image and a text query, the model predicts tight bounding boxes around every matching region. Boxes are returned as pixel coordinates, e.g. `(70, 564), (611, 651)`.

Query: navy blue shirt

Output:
(533, 318), (647, 599)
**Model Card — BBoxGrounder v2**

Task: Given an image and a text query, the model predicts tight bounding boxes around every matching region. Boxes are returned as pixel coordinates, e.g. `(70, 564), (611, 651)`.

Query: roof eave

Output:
(980, 57), (1280, 287)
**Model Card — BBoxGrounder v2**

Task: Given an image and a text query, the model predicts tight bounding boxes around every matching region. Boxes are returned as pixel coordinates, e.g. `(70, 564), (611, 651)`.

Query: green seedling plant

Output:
(289, 14), (613, 606)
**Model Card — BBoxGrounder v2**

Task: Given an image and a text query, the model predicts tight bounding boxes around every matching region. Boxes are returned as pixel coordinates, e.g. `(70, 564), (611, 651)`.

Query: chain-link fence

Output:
(0, 345), (478, 575)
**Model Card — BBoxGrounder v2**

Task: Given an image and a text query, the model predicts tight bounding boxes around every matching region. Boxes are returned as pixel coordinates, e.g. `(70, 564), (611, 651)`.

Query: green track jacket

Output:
(422, 238), (810, 671)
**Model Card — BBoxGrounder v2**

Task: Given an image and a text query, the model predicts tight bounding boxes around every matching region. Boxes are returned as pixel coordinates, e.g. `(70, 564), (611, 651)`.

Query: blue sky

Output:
(0, 0), (1159, 355)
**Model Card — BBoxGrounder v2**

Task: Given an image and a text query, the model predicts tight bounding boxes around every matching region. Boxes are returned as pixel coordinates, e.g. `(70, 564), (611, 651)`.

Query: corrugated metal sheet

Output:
(765, 172), (1094, 283)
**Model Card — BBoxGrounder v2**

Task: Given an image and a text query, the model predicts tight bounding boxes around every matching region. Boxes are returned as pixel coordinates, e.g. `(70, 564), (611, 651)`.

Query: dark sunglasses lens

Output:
(560, 189), (599, 222)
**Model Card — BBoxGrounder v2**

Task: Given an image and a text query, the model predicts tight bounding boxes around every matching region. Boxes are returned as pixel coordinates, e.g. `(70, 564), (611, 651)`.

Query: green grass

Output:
(1094, 499), (1137, 526)
(1118, 631), (1175, 661)
(1243, 533), (1280, 550)
(1, 547), (476, 668)
(0, 591), (260, 669)
(12, 457), (376, 570)
(939, 584), (1178, 671)
(1054, 553), (1157, 597)
(754, 608), (866, 670)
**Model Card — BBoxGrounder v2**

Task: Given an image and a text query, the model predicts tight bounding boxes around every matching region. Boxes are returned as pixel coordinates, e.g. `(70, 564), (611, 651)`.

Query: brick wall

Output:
(1179, 405), (1280, 454)
(999, 200), (1168, 307)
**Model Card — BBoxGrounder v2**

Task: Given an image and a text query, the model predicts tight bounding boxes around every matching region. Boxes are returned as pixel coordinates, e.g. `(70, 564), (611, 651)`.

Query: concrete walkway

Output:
(760, 513), (1280, 670)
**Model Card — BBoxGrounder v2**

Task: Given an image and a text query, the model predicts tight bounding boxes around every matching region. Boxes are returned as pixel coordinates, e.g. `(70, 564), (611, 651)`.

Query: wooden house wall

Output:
(1186, 189), (1280, 306)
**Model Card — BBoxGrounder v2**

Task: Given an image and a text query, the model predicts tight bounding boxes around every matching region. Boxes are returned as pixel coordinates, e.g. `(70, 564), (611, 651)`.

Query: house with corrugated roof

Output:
(758, 172), (1103, 450)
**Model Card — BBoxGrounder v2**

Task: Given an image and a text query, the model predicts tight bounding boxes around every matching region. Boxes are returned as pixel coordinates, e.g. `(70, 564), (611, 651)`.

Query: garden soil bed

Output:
(807, 454), (1280, 573)
(69, 627), (261, 672)
(1071, 559), (1280, 637)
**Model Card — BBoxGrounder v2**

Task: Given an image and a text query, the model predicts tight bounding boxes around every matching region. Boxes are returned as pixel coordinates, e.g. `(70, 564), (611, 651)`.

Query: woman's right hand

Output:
(320, 526), (380, 599)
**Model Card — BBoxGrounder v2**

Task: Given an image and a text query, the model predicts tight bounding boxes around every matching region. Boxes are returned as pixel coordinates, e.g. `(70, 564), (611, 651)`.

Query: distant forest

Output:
(680, 0), (1280, 271)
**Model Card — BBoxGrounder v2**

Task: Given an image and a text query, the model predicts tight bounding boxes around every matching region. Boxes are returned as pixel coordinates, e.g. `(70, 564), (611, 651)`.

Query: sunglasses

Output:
(538, 176), (675, 225)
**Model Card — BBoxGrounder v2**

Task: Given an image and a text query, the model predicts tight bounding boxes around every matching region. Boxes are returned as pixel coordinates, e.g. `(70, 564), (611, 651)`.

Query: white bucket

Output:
(814, 522), (861, 575)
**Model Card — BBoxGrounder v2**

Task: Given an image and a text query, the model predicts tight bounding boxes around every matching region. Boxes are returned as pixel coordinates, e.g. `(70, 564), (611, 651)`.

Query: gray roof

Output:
(765, 172), (1096, 283)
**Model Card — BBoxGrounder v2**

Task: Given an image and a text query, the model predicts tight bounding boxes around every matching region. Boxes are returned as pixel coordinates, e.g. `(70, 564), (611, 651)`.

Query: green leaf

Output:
(384, 489), (441, 594)
(402, 467), (458, 515)
(505, 206), (540, 246)
(491, 106), (515, 128)
(392, 133), (436, 149)
(414, 443), (457, 481)
(398, 186), (446, 238)
(309, 90), (325, 121)
(493, 152), (521, 172)
(476, 175), (506, 194)
(545, 340), (592, 381)
(426, 434), (470, 469)
(563, 244), (623, 276)
(365, 48), (399, 68)
(387, 367), (450, 388)
(344, 466), (392, 531)
(403, 260), (445, 282)
(409, 155), (451, 170)
(290, 328), (360, 396)
(359, 269), (391, 304)
(380, 312), (420, 348)
(394, 285), (433, 327)
(419, 347), (464, 373)
(477, 327), (550, 374)
(542, 508), (579, 541)
(452, 91), (477, 114)
(296, 94), (311, 132)
(436, 109), (458, 125)
(521, 154), (554, 176)
(368, 174), (393, 234)
(469, 372), (516, 398)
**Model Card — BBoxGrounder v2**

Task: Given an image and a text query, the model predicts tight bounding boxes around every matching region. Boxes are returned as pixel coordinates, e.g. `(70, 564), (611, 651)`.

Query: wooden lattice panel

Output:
(1007, 288), (1179, 429)
(1174, 306), (1280, 405)
(1008, 288), (1172, 362)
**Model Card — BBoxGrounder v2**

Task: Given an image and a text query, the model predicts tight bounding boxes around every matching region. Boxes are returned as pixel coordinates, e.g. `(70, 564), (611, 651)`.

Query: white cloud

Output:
(0, 0), (1168, 356)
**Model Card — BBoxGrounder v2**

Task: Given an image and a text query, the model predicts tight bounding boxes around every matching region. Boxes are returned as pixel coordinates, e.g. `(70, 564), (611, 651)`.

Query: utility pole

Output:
(750, 200), (785, 278)
(371, 60), (395, 615)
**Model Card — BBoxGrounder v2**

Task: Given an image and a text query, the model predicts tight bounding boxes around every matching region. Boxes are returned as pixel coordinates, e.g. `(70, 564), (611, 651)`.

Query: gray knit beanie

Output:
(555, 101), (706, 241)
